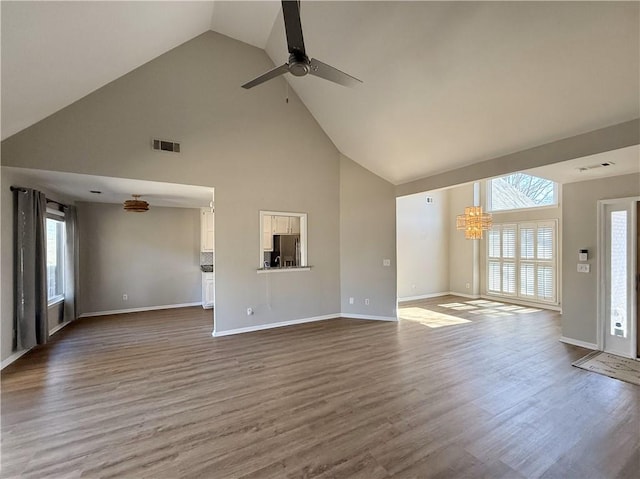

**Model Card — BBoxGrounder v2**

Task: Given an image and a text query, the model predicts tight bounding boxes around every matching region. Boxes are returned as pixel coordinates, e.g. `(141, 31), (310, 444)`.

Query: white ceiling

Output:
(4, 167), (214, 209)
(2, 1), (639, 186)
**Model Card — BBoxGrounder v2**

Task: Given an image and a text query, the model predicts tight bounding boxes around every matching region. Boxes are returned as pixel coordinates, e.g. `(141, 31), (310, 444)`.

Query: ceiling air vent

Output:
(152, 138), (180, 153)
(578, 161), (615, 172)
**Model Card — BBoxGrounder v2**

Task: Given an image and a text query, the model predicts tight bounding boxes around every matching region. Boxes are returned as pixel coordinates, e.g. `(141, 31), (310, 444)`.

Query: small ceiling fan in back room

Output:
(241, 0), (363, 89)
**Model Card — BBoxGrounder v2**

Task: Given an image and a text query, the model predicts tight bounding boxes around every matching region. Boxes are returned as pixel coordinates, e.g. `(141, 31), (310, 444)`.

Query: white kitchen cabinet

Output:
(289, 216), (300, 234)
(202, 272), (214, 309)
(272, 215), (300, 235)
(263, 214), (273, 252)
(272, 215), (290, 234)
(201, 208), (214, 252)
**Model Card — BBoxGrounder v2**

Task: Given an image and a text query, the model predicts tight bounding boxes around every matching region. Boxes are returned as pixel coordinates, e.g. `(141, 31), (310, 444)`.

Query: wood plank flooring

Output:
(1, 296), (638, 478)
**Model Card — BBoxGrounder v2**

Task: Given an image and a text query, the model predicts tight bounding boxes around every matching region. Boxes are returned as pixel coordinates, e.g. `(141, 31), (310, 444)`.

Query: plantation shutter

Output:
(487, 221), (557, 303)
(537, 226), (553, 260)
(488, 229), (501, 258)
(488, 261), (501, 292)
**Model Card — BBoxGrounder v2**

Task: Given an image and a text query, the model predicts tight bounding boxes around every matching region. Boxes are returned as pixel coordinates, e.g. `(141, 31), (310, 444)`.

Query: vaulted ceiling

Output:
(2, 1), (638, 185)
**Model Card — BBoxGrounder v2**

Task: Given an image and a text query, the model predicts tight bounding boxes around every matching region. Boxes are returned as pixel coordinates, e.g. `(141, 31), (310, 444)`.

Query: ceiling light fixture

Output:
(123, 194), (149, 212)
(456, 206), (492, 240)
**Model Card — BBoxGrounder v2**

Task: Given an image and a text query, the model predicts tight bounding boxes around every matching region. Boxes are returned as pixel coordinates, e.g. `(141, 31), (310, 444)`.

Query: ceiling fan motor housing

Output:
(288, 53), (310, 77)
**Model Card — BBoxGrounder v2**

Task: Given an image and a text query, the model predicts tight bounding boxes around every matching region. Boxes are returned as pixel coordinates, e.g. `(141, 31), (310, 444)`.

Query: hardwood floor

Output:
(1, 296), (638, 478)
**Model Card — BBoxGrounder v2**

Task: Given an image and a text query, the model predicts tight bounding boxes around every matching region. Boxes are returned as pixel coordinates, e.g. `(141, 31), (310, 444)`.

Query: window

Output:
(46, 216), (65, 303)
(487, 221), (557, 303)
(258, 211), (308, 272)
(488, 173), (557, 212)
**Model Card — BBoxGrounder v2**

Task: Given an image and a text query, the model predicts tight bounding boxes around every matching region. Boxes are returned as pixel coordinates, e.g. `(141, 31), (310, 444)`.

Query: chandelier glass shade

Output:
(456, 206), (492, 239)
(123, 195), (149, 212)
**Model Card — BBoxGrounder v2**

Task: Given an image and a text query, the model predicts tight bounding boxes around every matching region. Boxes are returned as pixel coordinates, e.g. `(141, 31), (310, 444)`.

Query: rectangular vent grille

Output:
(578, 161), (614, 172)
(152, 139), (180, 153)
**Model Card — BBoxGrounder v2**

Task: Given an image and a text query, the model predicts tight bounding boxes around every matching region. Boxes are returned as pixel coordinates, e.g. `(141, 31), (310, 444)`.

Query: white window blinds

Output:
(487, 221), (557, 303)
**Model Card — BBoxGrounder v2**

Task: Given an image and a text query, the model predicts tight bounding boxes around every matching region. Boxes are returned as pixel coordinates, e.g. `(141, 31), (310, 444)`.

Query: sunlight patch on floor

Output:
(399, 307), (472, 328)
(438, 303), (478, 311)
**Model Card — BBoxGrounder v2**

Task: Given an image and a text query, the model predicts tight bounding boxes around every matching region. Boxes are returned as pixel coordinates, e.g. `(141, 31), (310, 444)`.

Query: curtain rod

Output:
(11, 185), (70, 209)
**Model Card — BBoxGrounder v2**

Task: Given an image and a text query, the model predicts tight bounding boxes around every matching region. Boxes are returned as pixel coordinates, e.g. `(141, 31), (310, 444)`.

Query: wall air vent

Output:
(152, 138), (181, 153)
(578, 161), (615, 172)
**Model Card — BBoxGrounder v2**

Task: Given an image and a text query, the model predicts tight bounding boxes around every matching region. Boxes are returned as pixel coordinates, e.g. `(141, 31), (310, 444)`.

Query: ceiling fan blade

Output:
(282, 0), (306, 56)
(241, 63), (289, 89)
(309, 58), (363, 88)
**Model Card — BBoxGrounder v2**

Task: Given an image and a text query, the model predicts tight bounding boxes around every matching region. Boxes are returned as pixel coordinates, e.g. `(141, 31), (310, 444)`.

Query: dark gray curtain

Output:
(63, 205), (78, 323)
(13, 187), (49, 350)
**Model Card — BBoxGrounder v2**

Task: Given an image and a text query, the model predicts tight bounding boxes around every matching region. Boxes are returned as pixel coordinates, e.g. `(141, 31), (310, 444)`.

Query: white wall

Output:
(340, 156), (397, 318)
(396, 190), (449, 299)
(77, 202), (201, 315)
(0, 167), (76, 362)
(562, 173), (640, 345)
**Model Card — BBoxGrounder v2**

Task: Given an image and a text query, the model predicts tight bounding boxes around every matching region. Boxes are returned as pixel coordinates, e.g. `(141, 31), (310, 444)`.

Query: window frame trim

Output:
(258, 210), (309, 272)
(45, 213), (66, 305)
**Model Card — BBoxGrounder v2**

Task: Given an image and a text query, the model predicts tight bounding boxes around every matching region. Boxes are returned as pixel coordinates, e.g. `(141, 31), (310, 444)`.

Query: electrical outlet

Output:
(247, 307), (253, 315)
(122, 294), (128, 301)
(577, 264), (590, 273)
(465, 283), (470, 289)
(383, 259), (391, 267)
(349, 297), (354, 305)
(365, 298), (370, 305)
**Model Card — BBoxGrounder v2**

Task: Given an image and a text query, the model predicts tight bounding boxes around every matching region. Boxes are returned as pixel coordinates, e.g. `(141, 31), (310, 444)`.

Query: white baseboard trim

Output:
(341, 313), (397, 322)
(1, 349), (29, 370)
(559, 336), (598, 351)
(212, 313), (339, 337)
(1, 317), (79, 370)
(79, 302), (202, 318)
(481, 295), (561, 312)
(448, 291), (481, 299)
(398, 292), (449, 302)
(49, 318), (74, 335)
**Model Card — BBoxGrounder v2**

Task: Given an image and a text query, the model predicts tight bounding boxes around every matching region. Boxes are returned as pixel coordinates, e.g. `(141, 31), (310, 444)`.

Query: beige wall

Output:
(561, 173), (640, 345)
(396, 119), (640, 196)
(1, 32), (346, 335)
(396, 190), (449, 299)
(1, 167), (76, 362)
(340, 156), (397, 318)
(448, 183), (478, 296)
(77, 202), (201, 314)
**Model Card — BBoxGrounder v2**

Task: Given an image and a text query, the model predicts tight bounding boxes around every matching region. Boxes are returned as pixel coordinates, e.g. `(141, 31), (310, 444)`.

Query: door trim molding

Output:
(597, 196), (639, 357)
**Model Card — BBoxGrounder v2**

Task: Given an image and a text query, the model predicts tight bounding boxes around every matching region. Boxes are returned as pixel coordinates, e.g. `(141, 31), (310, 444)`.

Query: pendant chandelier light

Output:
(456, 206), (492, 240)
(123, 194), (149, 212)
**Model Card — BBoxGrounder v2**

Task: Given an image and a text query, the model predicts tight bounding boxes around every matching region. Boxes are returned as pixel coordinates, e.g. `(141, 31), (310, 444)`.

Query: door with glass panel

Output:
(602, 201), (637, 357)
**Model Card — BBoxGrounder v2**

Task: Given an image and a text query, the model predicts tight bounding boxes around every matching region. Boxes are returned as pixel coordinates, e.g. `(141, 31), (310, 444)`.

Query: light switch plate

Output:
(577, 264), (590, 273)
